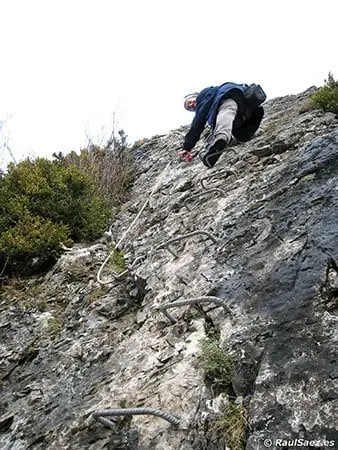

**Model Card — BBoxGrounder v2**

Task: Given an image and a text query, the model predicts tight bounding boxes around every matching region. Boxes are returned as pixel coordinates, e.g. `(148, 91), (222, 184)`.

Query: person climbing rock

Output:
(180, 82), (265, 168)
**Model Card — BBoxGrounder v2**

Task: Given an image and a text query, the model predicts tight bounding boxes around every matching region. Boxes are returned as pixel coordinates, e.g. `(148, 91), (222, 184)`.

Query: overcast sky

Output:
(0, 0), (337, 169)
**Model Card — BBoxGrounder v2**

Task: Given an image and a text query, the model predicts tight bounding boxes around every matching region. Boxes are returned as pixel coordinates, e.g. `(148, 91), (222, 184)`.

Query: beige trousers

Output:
(212, 98), (238, 144)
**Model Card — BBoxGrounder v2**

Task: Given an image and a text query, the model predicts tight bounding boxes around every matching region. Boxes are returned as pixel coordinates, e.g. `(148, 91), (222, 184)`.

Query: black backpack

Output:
(244, 84), (266, 109)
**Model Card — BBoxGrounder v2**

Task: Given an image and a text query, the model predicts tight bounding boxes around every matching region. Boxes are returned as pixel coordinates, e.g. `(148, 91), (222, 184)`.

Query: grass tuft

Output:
(213, 403), (247, 450)
(199, 337), (234, 394)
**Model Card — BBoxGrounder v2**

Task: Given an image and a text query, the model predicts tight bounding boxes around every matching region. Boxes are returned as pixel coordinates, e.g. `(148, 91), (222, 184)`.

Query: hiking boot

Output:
(200, 139), (226, 168)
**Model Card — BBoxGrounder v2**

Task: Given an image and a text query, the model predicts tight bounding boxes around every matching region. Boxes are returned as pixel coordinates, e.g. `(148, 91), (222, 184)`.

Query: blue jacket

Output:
(183, 82), (260, 151)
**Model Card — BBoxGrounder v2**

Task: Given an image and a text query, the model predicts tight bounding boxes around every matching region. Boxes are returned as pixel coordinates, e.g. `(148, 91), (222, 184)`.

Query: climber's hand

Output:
(178, 150), (193, 162)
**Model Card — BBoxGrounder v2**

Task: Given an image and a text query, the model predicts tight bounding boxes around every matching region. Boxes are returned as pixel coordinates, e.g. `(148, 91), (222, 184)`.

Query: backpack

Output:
(244, 84), (266, 109)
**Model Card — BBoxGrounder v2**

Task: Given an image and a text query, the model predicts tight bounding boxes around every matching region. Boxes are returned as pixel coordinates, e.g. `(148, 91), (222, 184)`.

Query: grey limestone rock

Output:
(0, 88), (337, 449)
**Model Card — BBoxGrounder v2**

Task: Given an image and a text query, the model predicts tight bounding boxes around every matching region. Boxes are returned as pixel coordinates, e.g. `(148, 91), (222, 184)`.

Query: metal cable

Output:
(0, 256), (9, 277)
(97, 162), (172, 284)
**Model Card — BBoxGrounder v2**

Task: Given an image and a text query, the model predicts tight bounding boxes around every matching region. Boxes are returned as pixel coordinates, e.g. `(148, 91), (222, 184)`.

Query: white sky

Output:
(0, 0), (337, 169)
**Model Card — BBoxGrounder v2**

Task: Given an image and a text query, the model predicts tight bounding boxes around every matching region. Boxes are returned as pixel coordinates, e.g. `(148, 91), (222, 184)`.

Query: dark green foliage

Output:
(0, 158), (112, 275)
(312, 72), (338, 114)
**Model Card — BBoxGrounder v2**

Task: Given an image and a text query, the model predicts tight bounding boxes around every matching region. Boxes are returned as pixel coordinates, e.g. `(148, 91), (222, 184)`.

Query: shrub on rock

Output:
(0, 158), (112, 274)
(312, 72), (338, 114)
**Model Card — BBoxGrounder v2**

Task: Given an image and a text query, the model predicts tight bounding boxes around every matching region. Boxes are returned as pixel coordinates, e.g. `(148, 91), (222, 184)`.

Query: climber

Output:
(180, 82), (265, 168)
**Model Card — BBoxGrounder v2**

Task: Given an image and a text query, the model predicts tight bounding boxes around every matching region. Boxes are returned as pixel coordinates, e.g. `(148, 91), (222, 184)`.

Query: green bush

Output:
(0, 158), (112, 275)
(312, 72), (338, 114)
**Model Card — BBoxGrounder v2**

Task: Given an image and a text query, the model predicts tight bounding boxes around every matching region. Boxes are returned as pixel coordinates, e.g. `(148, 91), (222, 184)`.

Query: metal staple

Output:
(156, 230), (218, 251)
(127, 255), (146, 271)
(200, 166), (238, 190)
(93, 407), (180, 427)
(155, 296), (232, 323)
(183, 189), (225, 204)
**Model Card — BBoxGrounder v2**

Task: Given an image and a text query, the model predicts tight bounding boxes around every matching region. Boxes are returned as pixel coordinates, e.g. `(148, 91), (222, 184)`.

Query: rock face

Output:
(0, 88), (337, 450)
